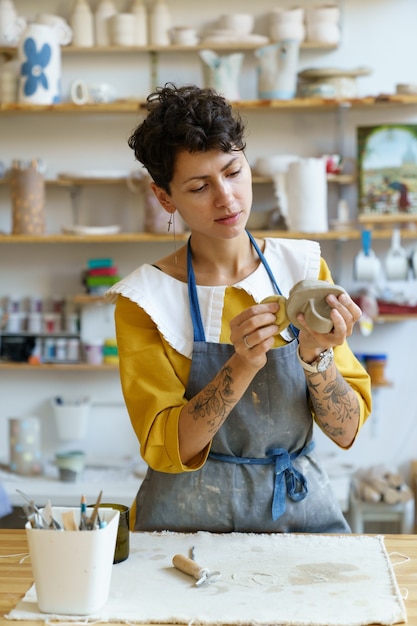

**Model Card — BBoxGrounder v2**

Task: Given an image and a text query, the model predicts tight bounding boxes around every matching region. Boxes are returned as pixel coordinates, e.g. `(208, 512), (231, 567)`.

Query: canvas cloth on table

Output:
(6, 531), (406, 626)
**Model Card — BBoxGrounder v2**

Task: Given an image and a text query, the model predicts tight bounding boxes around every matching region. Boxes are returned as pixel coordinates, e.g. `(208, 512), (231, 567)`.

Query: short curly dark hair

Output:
(128, 83), (247, 193)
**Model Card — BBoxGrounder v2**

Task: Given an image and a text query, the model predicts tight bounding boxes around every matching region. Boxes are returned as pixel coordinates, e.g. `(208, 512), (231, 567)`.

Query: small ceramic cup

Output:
(354, 250), (382, 282)
(55, 450), (85, 482)
(384, 250), (409, 281)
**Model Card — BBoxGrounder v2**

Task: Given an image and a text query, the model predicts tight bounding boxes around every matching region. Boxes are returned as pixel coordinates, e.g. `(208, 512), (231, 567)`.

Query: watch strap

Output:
(297, 346), (334, 373)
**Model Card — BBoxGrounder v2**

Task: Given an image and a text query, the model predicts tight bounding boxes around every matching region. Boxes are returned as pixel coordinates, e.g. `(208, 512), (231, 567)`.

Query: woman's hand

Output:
(230, 300), (281, 369)
(297, 291), (362, 363)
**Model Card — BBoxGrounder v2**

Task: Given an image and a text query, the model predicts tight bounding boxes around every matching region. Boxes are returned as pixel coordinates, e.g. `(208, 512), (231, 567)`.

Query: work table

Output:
(0, 530), (415, 626)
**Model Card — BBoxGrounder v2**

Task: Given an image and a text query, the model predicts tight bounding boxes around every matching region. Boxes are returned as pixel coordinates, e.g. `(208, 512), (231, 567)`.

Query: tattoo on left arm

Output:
(306, 371), (359, 439)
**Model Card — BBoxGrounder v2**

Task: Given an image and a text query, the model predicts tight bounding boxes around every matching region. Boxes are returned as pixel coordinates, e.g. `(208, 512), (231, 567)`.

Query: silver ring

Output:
(243, 335), (252, 349)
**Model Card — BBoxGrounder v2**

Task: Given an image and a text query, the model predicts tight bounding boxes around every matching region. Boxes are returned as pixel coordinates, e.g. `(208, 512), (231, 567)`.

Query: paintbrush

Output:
(87, 489), (103, 529)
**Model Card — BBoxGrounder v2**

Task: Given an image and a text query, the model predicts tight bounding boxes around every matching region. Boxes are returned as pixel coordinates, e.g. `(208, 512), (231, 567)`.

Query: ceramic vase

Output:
(17, 23), (61, 104)
(131, 0), (147, 45)
(199, 50), (244, 101)
(94, 0), (116, 46)
(306, 4), (340, 44)
(255, 40), (299, 100)
(70, 0), (94, 47)
(9, 416), (43, 476)
(269, 7), (305, 43)
(10, 162), (45, 233)
(149, 0), (171, 46)
(0, 0), (26, 45)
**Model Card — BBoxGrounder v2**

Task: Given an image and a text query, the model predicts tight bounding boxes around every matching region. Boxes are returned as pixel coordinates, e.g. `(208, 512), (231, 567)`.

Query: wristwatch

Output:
(297, 346), (334, 373)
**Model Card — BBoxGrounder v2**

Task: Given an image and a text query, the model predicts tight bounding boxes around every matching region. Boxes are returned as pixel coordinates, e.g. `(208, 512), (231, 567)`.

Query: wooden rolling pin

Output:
(172, 554), (221, 586)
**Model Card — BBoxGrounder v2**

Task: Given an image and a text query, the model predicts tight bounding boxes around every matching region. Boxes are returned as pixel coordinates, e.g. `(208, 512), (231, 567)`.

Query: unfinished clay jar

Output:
(286, 279), (346, 333)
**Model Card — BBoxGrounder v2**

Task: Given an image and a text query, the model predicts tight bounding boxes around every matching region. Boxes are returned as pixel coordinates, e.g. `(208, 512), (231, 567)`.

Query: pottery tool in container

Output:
(172, 553), (221, 586)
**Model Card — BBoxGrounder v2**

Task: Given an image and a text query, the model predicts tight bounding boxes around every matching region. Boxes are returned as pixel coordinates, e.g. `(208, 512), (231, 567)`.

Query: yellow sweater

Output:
(114, 257), (371, 475)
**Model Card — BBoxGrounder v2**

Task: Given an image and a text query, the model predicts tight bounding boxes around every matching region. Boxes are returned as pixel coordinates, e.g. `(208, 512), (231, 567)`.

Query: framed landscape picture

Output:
(357, 124), (417, 216)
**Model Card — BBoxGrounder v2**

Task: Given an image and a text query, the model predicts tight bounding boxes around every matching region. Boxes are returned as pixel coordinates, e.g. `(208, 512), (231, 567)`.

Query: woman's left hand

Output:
(297, 292), (362, 359)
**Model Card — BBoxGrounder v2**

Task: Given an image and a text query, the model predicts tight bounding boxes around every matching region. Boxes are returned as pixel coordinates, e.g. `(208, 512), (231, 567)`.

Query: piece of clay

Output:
(261, 295), (289, 332)
(286, 279), (346, 333)
(261, 279), (346, 337)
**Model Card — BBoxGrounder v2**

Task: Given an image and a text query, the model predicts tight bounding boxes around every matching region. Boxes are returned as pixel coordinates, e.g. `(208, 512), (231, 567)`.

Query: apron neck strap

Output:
(187, 231), (299, 342)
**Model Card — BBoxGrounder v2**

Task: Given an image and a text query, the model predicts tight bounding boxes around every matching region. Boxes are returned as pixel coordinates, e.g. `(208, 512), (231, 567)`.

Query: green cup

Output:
(100, 503), (130, 563)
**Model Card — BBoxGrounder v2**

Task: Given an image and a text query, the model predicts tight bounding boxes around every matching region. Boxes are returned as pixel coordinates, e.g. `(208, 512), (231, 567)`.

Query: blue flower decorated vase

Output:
(17, 23), (61, 104)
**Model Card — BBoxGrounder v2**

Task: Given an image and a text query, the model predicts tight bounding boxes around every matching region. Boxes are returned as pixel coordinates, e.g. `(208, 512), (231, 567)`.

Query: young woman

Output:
(107, 83), (371, 533)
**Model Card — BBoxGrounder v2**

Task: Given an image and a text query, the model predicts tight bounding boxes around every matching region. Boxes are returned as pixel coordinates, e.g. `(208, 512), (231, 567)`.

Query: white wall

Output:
(1, 0), (417, 478)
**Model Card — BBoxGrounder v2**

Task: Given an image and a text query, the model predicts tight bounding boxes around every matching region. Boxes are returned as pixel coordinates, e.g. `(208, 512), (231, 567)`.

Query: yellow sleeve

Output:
(317, 257), (372, 447)
(114, 295), (209, 473)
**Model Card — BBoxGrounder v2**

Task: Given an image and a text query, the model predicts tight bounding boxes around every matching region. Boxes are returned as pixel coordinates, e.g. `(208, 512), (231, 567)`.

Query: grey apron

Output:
(133, 232), (350, 533)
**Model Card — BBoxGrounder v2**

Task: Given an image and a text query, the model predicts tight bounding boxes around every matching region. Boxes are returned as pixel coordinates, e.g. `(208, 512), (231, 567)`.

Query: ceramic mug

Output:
(354, 250), (381, 282)
(70, 79), (115, 104)
(384, 249), (409, 281)
(322, 153), (342, 174)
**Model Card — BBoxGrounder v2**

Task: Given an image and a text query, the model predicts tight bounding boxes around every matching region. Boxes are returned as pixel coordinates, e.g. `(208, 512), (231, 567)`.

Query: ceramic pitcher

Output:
(17, 23), (62, 104)
(255, 40), (299, 100)
(199, 49), (244, 101)
(0, 0), (26, 45)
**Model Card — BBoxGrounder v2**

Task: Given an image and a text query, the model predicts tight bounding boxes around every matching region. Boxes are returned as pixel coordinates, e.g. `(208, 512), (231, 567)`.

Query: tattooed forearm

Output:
(187, 365), (237, 432)
(306, 368), (360, 446)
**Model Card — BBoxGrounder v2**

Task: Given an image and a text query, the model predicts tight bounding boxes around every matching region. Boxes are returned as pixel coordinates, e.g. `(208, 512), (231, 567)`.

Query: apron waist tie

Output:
(209, 441), (315, 521)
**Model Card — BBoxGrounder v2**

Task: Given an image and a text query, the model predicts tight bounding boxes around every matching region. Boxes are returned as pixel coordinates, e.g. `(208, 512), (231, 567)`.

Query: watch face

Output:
(317, 348), (334, 372)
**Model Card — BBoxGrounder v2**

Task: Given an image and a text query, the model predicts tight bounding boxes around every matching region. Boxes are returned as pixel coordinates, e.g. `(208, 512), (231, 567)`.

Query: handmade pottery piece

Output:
(262, 278), (346, 334)
(255, 40), (299, 100)
(286, 279), (346, 332)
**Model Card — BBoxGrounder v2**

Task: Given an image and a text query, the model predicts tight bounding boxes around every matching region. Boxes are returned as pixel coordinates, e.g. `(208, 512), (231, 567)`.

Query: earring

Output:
(167, 212), (178, 264)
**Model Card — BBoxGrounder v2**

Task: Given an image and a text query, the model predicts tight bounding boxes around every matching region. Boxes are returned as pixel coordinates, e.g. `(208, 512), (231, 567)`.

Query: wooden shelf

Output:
(0, 41), (337, 59)
(358, 213), (417, 226)
(0, 174), (354, 187)
(2, 228), (417, 244)
(0, 362), (118, 370)
(375, 314), (417, 323)
(73, 294), (109, 304)
(0, 94), (416, 115)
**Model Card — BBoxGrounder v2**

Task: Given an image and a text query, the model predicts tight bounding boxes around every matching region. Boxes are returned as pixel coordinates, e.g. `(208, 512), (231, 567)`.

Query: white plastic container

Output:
(26, 506), (119, 615)
(51, 396), (90, 440)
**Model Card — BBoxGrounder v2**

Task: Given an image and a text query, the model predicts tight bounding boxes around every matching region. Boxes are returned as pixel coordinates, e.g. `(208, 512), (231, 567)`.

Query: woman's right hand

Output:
(230, 301), (280, 368)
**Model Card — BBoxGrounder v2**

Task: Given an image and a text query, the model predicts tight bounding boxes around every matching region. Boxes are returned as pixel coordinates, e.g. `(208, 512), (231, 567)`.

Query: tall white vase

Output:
(70, 0), (94, 47)
(149, 0), (170, 46)
(17, 23), (61, 104)
(94, 0), (116, 46)
(131, 0), (147, 45)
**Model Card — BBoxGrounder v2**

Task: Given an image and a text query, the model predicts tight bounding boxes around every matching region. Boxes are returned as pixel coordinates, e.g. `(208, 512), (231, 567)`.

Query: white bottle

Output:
(70, 0), (94, 47)
(95, 0), (117, 47)
(131, 0), (147, 46)
(149, 0), (171, 46)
